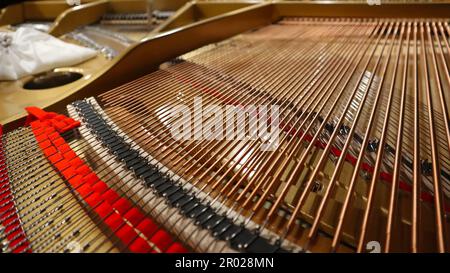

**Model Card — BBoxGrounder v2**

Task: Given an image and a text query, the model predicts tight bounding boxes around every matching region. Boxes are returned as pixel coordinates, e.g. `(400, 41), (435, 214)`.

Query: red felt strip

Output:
(26, 107), (188, 253)
(102, 189), (120, 204)
(40, 139), (52, 149)
(69, 158), (84, 169)
(85, 192), (103, 208)
(35, 133), (47, 143)
(78, 184), (94, 198)
(150, 230), (173, 251)
(48, 153), (63, 163)
(129, 237), (152, 253)
(0, 125), (31, 253)
(63, 151), (77, 160)
(124, 208), (145, 227)
(166, 243), (189, 253)
(54, 160), (70, 171)
(113, 198), (132, 215)
(105, 213), (125, 231)
(69, 175), (84, 188)
(76, 165), (91, 176)
(61, 167), (77, 179)
(136, 219), (159, 239)
(43, 146), (57, 157)
(97, 203), (113, 218)
(92, 181), (108, 194)
(116, 225), (138, 245)
(85, 173), (100, 186)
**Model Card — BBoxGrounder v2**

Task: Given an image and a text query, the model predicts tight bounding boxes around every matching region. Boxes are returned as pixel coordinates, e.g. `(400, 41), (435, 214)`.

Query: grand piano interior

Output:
(0, 0), (449, 253)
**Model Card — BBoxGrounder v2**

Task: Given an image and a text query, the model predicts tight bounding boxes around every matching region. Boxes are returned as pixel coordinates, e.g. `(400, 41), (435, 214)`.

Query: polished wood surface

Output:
(155, 1), (257, 32)
(49, 0), (108, 37)
(0, 3), (24, 26)
(0, 1), (71, 26)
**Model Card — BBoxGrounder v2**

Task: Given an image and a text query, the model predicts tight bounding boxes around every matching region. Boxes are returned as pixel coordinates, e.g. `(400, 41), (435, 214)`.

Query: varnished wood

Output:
(0, 3), (23, 26)
(154, 1), (257, 33)
(0, 1), (74, 26)
(48, 0), (108, 37)
(23, 1), (71, 21)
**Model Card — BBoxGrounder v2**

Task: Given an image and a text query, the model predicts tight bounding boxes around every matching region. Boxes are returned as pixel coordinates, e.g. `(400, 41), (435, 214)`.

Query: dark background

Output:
(1, 1), (25, 9)
(0, 253), (440, 273)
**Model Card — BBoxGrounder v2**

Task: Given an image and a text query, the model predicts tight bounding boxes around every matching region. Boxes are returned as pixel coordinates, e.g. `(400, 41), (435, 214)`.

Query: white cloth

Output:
(0, 27), (96, 81)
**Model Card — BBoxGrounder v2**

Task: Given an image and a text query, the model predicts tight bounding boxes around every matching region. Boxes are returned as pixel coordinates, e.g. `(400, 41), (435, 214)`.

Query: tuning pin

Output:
(421, 159), (432, 176)
(253, 225), (262, 235)
(325, 121), (335, 133)
(274, 237), (282, 247)
(83, 243), (91, 252)
(65, 241), (83, 253)
(362, 170), (372, 181)
(339, 124), (350, 135)
(311, 181), (323, 193)
(384, 144), (395, 155)
(367, 138), (379, 152)
(0, 239), (10, 253)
